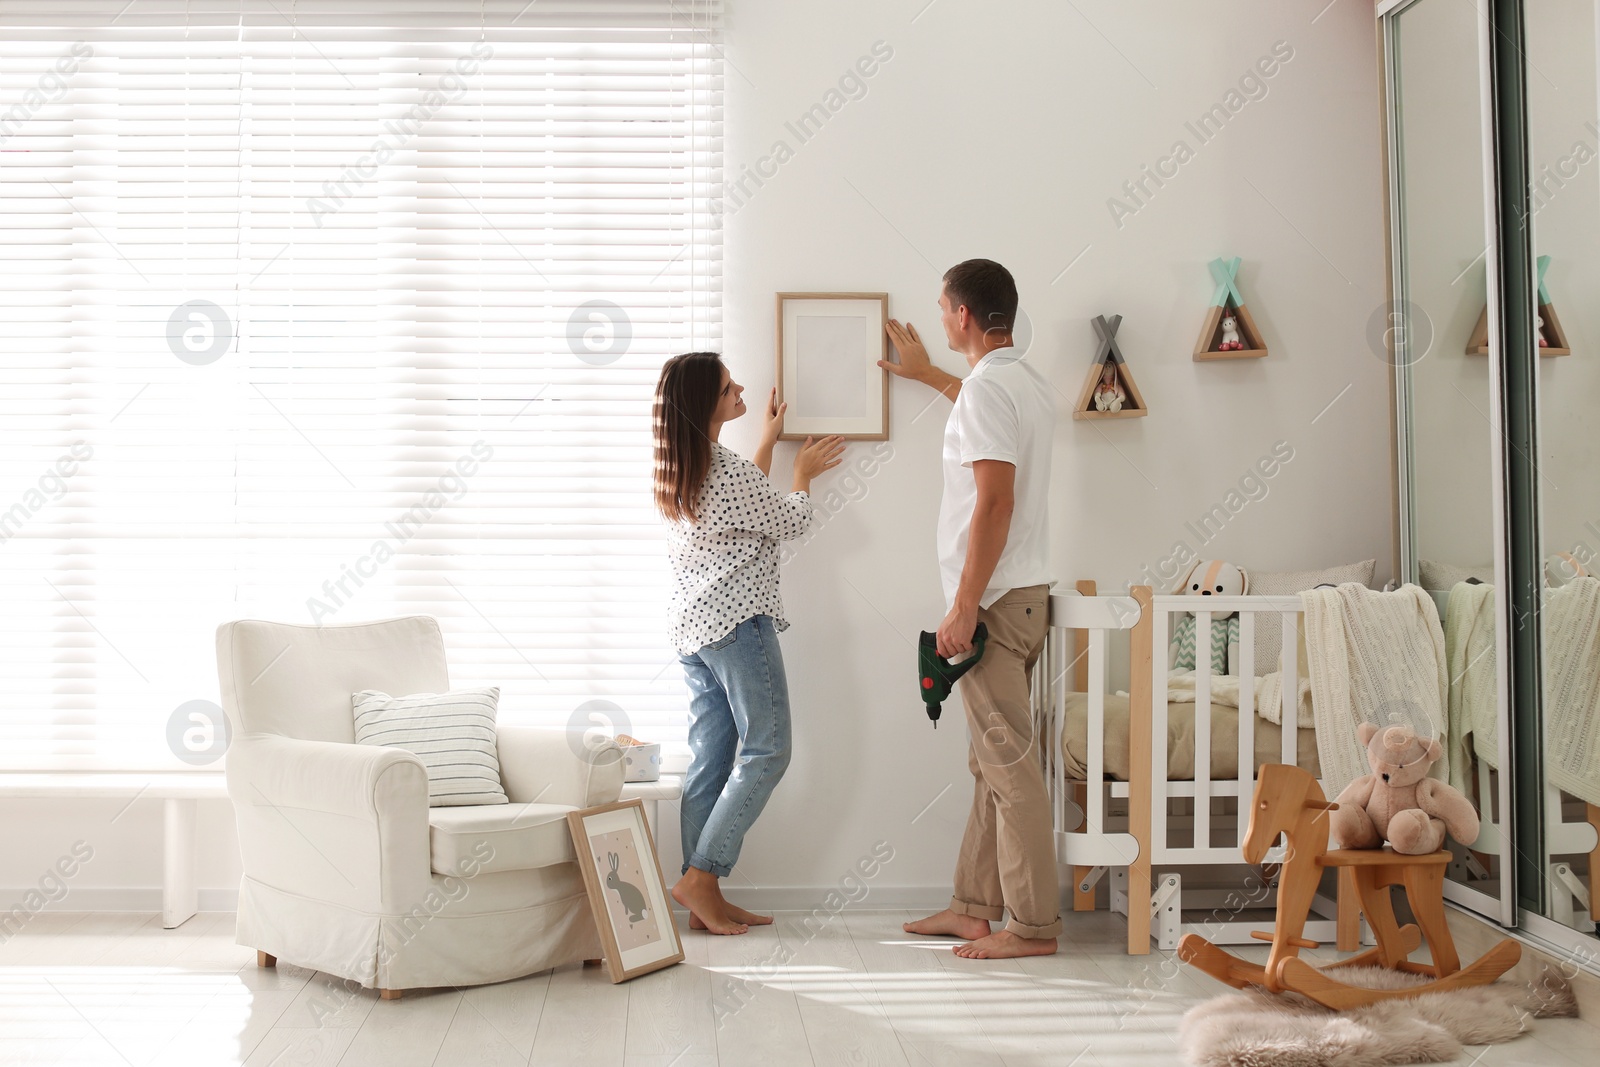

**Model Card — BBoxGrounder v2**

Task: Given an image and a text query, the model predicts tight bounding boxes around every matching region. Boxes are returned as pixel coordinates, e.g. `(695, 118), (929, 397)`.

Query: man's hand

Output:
(883, 319), (961, 401)
(882, 320), (933, 382)
(937, 600), (981, 659)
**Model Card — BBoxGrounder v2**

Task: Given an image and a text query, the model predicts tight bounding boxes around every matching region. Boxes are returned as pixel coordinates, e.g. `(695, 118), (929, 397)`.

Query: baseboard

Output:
(17, 884), (942, 916)
(2, 887), (239, 914)
(1446, 906), (1600, 1016)
(665, 885), (951, 913)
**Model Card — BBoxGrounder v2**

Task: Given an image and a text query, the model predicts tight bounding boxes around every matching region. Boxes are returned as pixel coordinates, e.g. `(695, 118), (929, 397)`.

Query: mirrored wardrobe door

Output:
(1528, 0), (1600, 939)
(1384, 0), (1514, 915)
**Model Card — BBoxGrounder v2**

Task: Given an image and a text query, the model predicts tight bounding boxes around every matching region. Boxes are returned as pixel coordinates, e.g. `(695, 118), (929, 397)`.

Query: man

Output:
(881, 259), (1058, 959)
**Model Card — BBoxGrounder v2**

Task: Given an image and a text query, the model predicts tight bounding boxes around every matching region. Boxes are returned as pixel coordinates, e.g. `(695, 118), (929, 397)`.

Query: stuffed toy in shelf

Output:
(1331, 722), (1479, 854)
(1092, 364), (1125, 412)
(1217, 312), (1245, 351)
(1169, 559), (1247, 675)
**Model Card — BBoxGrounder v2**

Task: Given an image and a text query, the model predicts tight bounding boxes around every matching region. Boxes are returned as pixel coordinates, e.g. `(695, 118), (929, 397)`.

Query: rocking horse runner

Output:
(1178, 763), (1521, 1011)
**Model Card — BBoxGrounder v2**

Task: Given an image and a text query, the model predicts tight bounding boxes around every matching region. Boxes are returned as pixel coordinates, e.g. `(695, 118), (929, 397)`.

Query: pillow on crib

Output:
(1419, 558), (1493, 592)
(1249, 560), (1376, 675)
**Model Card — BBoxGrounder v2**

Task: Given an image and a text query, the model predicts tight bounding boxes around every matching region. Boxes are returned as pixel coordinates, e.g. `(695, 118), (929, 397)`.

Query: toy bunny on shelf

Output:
(1093, 364), (1126, 412)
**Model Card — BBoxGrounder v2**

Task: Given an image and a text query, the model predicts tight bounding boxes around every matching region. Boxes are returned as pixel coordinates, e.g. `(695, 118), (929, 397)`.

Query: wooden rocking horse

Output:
(1179, 763), (1521, 1010)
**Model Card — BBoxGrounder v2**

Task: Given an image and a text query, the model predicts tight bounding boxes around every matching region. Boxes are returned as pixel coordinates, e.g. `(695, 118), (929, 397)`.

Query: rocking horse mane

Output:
(1242, 764), (1334, 865)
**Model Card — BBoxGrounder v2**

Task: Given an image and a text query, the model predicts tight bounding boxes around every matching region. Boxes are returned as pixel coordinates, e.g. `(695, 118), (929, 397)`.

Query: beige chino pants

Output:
(948, 583), (1061, 939)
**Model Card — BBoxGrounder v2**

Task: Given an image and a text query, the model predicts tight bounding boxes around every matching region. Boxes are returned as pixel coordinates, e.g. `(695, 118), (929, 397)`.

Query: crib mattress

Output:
(1058, 692), (1320, 782)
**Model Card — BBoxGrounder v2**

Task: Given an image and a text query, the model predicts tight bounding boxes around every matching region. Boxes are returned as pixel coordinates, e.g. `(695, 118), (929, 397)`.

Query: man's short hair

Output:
(942, 259), (1018, 334)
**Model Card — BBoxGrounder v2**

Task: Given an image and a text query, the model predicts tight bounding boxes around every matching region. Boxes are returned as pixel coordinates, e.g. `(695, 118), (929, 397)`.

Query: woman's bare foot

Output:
(690, 900), (772, 929)
(903, 909), (991, 940)
(953, 930), (1057, 959)
(671, 870), (748, 935)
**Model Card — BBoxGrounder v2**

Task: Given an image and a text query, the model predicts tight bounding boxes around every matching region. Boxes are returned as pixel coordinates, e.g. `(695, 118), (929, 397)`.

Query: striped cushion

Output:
(352, 687), (508, 807)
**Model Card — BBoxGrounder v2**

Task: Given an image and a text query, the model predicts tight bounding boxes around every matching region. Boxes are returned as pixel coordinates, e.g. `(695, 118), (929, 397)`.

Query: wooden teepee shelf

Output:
(1193, 257), (1268, 361)
(1074, 314), (1147, 420)
(1466, 255), (1571, 356)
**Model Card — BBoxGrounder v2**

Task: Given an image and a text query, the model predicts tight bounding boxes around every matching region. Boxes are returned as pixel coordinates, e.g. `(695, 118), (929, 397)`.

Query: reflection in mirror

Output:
(1391, 0), (1504, 902)
(1529, 0), (1600, 938)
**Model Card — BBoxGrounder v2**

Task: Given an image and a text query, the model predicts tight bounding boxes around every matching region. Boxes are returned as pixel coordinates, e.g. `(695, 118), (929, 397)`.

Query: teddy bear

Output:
(1169, 559), (1247, 675)
(1330, 722), (1480, 854)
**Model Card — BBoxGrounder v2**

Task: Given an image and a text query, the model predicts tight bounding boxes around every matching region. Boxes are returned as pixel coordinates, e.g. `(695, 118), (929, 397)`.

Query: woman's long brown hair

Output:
(653, 351), (724, 523)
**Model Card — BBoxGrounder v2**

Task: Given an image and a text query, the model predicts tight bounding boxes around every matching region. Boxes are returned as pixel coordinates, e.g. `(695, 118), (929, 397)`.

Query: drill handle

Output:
(938, 622), (988, 682)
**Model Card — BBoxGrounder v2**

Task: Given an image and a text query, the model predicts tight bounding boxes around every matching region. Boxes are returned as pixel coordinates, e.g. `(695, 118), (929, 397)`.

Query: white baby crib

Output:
(1041, 582), (1360, 954)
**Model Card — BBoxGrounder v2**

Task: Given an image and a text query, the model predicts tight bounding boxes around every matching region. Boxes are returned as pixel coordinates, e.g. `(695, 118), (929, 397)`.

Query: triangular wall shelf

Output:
(1074, 314), (1147, 420)
(1193, 256), (1268, 361)
(1466, 254), (1571, 356)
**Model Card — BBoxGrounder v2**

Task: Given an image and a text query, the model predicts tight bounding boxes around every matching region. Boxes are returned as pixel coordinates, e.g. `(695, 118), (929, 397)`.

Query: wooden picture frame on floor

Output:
(568, 799), (684, 983)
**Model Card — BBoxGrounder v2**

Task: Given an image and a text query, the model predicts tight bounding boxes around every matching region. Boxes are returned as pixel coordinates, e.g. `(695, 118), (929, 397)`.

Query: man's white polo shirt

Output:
(937, 345), (1055, 609)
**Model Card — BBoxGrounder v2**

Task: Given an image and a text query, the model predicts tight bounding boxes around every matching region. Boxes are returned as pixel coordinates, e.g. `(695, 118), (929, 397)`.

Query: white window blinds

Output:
(0, 0), (721, 769)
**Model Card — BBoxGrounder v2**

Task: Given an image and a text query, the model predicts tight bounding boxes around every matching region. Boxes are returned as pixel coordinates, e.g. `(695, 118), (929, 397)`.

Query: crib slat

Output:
(1088, 628), (1107, 832)
(1054, 626), (1068, 834)
(1280, 613), (1298, 766)
(1237, 610), (1256, 845)
(1194, 609), (1212, 851)
(1151, 600), (1170, 860)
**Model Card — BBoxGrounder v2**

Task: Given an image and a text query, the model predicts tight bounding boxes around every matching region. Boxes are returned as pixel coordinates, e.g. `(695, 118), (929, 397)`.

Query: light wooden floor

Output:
(3, 908), (1597, 1066)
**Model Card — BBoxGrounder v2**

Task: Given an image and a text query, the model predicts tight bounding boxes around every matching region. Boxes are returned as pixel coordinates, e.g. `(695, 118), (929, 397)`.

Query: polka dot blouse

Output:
(665, 442), (815, 655)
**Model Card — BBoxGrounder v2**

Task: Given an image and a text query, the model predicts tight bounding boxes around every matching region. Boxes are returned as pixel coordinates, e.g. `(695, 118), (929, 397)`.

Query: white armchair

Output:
(216, 615), (622, 995)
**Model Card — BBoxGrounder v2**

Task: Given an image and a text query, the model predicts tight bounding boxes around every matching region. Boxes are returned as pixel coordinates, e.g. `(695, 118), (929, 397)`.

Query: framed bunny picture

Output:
(567, 799), (684, 982)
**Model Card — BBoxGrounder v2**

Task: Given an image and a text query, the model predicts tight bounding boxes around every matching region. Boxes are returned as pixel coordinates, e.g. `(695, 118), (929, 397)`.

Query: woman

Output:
(653, 351), (844, 934)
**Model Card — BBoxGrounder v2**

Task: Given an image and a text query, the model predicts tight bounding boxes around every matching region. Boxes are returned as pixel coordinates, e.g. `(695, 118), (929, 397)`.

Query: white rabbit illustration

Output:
(606, 852), (650, 924)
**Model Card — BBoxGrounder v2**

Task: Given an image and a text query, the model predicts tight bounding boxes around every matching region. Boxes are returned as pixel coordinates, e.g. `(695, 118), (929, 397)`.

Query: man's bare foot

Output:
(903, 909), (991, 940)
(690, 901), (772, 929)
(952, 930), (1057, 959)
(671, 871), (748, 936)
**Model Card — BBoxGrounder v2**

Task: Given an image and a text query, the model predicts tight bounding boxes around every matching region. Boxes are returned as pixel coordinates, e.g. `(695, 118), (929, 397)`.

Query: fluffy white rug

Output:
(1179, 964), (1577, 1067)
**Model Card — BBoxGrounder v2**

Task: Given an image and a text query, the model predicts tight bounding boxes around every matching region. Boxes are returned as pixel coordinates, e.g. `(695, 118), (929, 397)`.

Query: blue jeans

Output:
(678, 615), (792, 877)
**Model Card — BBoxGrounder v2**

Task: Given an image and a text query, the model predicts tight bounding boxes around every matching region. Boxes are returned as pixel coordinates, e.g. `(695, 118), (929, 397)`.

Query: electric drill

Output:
(917, 622), (988, 727)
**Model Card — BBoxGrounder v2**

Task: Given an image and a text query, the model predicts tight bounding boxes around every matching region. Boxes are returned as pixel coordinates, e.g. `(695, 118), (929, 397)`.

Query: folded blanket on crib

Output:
(1544, 576), (1600, 808)
(1301, 583), (1450, 797)
(1444, 580), (1498, 797)
(1164, 669), (1314, 729)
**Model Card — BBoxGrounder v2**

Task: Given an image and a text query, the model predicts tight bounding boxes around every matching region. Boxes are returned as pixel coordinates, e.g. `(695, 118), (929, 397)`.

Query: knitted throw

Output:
(1300, 583), (1450, 797)
(1444, 580), (1498, 797)
(1544, 576), (1600, 807)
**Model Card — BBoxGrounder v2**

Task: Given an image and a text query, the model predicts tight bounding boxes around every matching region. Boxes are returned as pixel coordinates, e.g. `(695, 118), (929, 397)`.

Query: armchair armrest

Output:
(227, 735), (431, 910)
(496, 727), (625, 809)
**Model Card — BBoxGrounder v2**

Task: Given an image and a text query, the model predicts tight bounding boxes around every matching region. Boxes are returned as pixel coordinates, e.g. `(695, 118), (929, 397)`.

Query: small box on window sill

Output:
(615, 735), (662, 783)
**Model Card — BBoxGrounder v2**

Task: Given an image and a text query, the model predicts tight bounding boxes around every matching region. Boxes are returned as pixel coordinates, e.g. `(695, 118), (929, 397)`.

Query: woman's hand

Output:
(792, 435), (846, 493)
(753, 387), (786, 476)
(761, 387), (786, 443)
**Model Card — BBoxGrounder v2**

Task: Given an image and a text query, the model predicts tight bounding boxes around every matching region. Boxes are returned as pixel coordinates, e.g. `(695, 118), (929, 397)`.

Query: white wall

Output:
(0, 0), (1394, 911)
(682, 0), (1393, 902)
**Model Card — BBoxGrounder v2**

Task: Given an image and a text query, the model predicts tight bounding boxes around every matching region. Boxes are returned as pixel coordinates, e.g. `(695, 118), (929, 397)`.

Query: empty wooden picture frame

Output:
(567, 799), (684, 983)
(775, 292), (890, 440)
